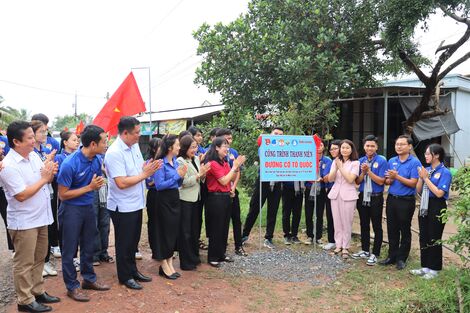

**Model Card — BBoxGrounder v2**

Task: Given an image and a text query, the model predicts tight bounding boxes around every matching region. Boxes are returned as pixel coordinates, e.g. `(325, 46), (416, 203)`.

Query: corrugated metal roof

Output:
(137, 104), (224, 122)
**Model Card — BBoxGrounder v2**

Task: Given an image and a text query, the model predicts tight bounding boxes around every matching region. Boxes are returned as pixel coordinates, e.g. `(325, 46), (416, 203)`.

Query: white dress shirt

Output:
(0, 149), (53, 230)
(105, 136), (145, 213)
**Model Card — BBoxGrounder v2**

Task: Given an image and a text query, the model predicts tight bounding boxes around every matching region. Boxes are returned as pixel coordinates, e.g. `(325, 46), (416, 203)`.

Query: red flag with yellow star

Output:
(92, 72), (146, 135)
(75, 120), (85, 135)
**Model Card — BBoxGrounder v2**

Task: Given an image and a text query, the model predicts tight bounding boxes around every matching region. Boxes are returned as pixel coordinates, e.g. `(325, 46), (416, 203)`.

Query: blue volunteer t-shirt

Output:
(57, 149), (103, 206)
(0, 136), (10, 156)
(226, 147), (239, 168)
(153, 156), (183, 190)
(197, 145), (206, 156)
(387, 154), (421, 196)
(305, 156), (332, 189)
(358, 154), (387, 193)
(34, 145), (52, 161)
(426, 163), (452, 200)
(45, 136), (60, 153)
(322, 157), (334, 189)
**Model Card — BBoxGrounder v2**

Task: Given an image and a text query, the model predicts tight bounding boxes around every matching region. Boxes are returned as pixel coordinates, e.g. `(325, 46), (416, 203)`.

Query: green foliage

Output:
(199, 108), (262, 192)
(444, 167), (470, 265)
(194, 0), (402, 136)
(0, 106), (30, 130)
(52, 113), (93, 132)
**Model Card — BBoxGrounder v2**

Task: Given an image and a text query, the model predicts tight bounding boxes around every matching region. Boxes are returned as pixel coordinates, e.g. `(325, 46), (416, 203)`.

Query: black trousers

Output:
(418, 198), (446, 271)
(0, 188), (13, 251)
(386, 195), (415, 262)
(198, 182), (209, 240)
(206, 193), (231, 263)
(109, 208), (142, 283)
(49, 181), (60, 248)
(155, 189), (181, 260)
(146, 189), (158, 258)
(178, 200), (201, 270)
(282, 187), (303, 238)
(304, 187), (334, 242)
(357, 192), (384, 256)
(231, 189), (242, 249)
(242, 178), (282, 240)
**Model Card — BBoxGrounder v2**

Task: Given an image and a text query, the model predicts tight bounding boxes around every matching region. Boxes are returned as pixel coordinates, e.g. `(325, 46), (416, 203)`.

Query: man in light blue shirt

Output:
(104, 116), (161, 290)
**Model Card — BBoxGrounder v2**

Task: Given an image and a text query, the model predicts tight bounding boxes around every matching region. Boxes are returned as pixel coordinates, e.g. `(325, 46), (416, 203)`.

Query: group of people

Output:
(242, 128), (451, 279)
(0, 115), (452, 313)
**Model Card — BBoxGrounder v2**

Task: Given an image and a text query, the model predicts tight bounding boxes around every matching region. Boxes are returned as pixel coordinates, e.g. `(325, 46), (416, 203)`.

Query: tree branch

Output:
(420, 108), (448, 120)
(440, 5), (470, 25)
(432, 26), (470, 80)
(438, 50), (470, 81)
(398, 50), (430, 85)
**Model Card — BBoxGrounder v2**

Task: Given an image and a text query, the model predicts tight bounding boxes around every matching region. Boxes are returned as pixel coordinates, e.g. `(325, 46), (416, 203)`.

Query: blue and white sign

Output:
(259, 135), (317, 182)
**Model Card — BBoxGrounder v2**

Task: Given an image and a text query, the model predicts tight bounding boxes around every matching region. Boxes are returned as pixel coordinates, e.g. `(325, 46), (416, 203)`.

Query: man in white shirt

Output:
(0, 121), (60, 313)
(105, 116), (161, 290)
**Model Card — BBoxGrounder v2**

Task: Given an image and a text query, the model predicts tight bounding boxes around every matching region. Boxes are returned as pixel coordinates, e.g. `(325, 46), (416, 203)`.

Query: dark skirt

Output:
(154, 189), (181, 260)
(206, 192), (232, 263)
(146, 188), (158, 258)
(178, 200), (201, 269)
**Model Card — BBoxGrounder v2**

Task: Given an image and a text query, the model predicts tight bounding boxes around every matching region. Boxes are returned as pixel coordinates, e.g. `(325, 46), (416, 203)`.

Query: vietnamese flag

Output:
(93, 72), (146, 135)
(75, 120), (84, 135)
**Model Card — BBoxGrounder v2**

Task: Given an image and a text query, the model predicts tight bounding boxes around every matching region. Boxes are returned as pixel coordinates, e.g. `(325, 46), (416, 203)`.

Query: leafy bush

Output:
(444, 166), (470, 265)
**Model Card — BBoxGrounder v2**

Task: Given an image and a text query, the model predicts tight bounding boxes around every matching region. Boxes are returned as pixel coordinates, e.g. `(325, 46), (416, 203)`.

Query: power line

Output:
(148, 0), (186, 36)
(151, 59), (201, 89)
(0, 79), (103, 99)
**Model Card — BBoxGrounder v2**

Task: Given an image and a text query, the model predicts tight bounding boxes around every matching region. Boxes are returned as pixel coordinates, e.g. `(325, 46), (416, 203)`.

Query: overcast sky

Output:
(0, 1), (469, 123)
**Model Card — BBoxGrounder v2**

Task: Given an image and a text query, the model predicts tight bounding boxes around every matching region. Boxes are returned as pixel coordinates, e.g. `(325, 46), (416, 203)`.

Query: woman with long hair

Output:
(145, 137), (162, 259)
(177, 135), (210, 270)
(327, 139), (360, 259)
(203, 137), (245, 267)
(412, 144), (452, 279)
(152, 135), (187, 279)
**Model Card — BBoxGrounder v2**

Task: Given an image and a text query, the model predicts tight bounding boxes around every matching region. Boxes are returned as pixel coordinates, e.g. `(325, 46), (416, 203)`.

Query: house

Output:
(333, 74), (469, 168)
(137, 102), (224, 136)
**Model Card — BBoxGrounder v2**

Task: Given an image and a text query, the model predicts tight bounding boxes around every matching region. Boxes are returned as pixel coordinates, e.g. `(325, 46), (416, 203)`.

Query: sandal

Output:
(342, 249), (350, 259)
(333, 248), (342, 255)
(199, 240), (208, 250)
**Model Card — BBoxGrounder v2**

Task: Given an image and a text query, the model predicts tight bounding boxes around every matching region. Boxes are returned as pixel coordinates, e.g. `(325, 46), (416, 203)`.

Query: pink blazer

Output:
(327, 159), (360, 201)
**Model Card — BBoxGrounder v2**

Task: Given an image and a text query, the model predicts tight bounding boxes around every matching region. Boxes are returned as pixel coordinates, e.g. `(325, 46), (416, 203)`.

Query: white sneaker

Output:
(303, 237), (313, 245)
(322, 242), (336, 250)
(366, 254), (377, 266)
(351, 250), (370, 259)
(422, 271), (438, 280)
(135, 252), (143, 260)
(263, 239), (275, 250)
(42, 269), (48, 277)
(410, 268), (429, 276)
(73, 258), (80, 272)
(43, 262), (58, 276)
(50, 246), (61, 258)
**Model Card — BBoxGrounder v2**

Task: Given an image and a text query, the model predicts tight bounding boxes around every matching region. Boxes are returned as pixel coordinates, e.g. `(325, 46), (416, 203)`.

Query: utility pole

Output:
(73, 91), (78, 118)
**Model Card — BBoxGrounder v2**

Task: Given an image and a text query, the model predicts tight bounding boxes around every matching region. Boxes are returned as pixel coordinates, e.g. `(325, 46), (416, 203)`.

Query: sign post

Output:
(258, 135), (317, 248)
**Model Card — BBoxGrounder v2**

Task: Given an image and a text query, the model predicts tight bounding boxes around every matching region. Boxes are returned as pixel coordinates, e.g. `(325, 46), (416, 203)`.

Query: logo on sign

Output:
(265, 138), (271, 146)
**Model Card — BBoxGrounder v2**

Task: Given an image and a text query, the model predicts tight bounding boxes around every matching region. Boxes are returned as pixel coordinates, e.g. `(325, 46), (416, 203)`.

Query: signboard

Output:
(158, 120), (187, 135)
(259, 135), (317, 182)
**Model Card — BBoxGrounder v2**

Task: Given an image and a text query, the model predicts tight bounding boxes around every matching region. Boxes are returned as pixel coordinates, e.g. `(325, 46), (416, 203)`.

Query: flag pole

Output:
(131, 67), (152, 139)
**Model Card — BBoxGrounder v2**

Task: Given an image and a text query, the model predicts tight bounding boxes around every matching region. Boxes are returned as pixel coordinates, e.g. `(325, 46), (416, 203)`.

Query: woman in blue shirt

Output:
(412, 144), (452, 280)
(153, 135), (187, 280)
(145, 137), (162, 259)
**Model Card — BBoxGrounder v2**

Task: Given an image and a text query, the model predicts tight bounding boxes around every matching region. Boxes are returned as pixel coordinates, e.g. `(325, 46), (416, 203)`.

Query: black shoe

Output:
(173, 272), (181, 278)
(121, 278), (142, 290)
(158, 266), (177, 280)
(378, 257), (396, 266)
(18, 301), (52, 312)
(133, 271), (152, 282)
(35, 292), (60, 304)
(396, 260), (406, 270)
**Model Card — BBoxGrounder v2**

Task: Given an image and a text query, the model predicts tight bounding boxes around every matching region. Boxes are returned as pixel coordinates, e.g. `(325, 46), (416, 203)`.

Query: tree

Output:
(193, 0), (406, 135)
(0, 103), (30, 130)
(379, 0), (470, 133)
(52, 113), (93, 132)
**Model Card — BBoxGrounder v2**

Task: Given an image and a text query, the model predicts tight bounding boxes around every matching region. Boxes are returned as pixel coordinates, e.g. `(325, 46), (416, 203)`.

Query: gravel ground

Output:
(0, 222), (14, 313)
(221, 248), (349, 285)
